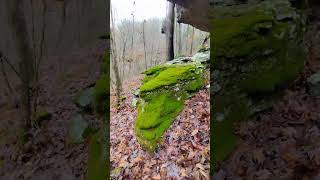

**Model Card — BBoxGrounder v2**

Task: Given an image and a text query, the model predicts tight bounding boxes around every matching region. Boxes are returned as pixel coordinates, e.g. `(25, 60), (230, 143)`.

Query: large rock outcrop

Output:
(169, 0), (307, 169)
(212, 0), (307, 163)
(169, 0), (312, 32)
(168, 0), (210, 31)
(134, 50), (209, 151)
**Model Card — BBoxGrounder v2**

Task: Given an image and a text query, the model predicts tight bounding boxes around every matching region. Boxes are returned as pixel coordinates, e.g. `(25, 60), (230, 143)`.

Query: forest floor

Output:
(218, 74), (320, 179)
(110, 77), (210, 179)
(217, 21), (320, 179)
(0, 43), (105, 180)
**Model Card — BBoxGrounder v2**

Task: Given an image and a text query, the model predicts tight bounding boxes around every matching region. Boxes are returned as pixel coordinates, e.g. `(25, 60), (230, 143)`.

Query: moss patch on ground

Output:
(135, 62), (206, 151)
(33, 108), (51, 126)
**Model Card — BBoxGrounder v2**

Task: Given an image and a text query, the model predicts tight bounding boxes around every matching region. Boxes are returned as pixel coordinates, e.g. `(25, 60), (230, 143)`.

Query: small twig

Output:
(1, 54), (24, 81)
(0, 58), (14, 94)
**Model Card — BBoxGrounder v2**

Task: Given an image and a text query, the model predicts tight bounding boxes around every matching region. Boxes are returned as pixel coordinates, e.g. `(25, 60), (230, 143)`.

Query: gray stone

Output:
(131, 98), (138, 108)
(308, 71), (320, 96)
(73, 87), (95, 109)
(67, 114), (88, 144)
(192, 51), (210, 63)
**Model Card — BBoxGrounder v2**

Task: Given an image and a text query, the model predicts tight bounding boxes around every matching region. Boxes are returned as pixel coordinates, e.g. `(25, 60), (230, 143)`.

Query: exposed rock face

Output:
(134, 50), (209, 151)
(169, 0), (312, 32)
(212, 0), (306, 163)
(211, 1), (307, 169)
(168, 0), (210, 31)
(170, 0), (307, 169)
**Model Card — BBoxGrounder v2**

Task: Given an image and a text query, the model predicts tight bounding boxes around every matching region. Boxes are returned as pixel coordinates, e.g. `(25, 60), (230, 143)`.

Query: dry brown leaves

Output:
(219, 85), (320, 179)
(110, 78), (210, 179)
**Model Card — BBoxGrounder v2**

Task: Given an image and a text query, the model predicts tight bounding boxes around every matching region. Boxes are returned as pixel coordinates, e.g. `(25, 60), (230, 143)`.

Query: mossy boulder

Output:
(135, 55), (208, 151)
(212, 0), (306, 163)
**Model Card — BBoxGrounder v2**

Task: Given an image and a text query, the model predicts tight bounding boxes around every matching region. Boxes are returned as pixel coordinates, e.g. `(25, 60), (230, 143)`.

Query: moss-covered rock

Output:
(85, 130), (108, 180)
(93, 74), (108, 116)
(135, 54), (208, 151)
(211, 0), (306, 164)
(93, 50), (110, 116)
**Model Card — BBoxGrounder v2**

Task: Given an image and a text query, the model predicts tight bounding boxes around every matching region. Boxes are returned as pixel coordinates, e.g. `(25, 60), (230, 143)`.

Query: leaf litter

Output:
(110, 77), (210, 179)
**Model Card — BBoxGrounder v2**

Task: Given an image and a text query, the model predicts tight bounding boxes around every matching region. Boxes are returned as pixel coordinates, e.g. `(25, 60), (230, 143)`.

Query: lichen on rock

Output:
(134, 52), (208, 151)
(211, 0), (307, 163)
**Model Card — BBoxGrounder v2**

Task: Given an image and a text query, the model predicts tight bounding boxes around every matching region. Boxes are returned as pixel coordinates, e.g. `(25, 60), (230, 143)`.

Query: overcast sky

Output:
(111, 0), (167, 23)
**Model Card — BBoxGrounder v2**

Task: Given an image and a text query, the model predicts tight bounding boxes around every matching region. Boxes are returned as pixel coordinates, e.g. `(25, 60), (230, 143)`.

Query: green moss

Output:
(211, 0), (306, 169)
(213, 119), (236, 162)
(86, 130), (108, 180)
(33, 108), (51, 127)
(0, 159), (4, 167)
(99, 33), (110, 40)
(135, 93), (184, 151)
(93, 74), (109, 116)
(185, 77), (204, 92)
(241, 42), (305, 93)
(143, 65), (168, 76)
(101, 51), (109, 75)
(213, 9), (274, 59)
(140, 65), (197, 93)
(34, 109), (51, 122)
(135, 62), (206, 151)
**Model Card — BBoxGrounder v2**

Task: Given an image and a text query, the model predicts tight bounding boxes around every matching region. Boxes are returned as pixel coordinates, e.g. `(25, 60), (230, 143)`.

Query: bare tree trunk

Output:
(175, 17), (178, 54)
(157, 39), (161, 65)
(185, 25), (190, 53)
(142, 20), (147, 69)
(10, 0), (34, 129)
(121, 38), (127, 81)
(0, 57), (14, 107)
(32, 0), (47, 120)
(55, 0), (69, 49)
(111, 6), (122, 107)
(150, 40), (154, 66)
(166, 2), (175, 61)
(178, 23), (182, 55)
(131, 13), (135, 60)
(190, 27), (195, 55)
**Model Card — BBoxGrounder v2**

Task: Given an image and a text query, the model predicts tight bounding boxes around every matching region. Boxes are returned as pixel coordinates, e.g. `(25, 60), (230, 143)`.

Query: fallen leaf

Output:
(152, 174), (161, 180)
(191, 129), (199, 136)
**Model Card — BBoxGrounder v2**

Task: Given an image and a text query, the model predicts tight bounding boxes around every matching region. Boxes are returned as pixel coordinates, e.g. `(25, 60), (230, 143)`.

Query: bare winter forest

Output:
(110, 6), (210, 83)
(0, 1), (108, 179)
